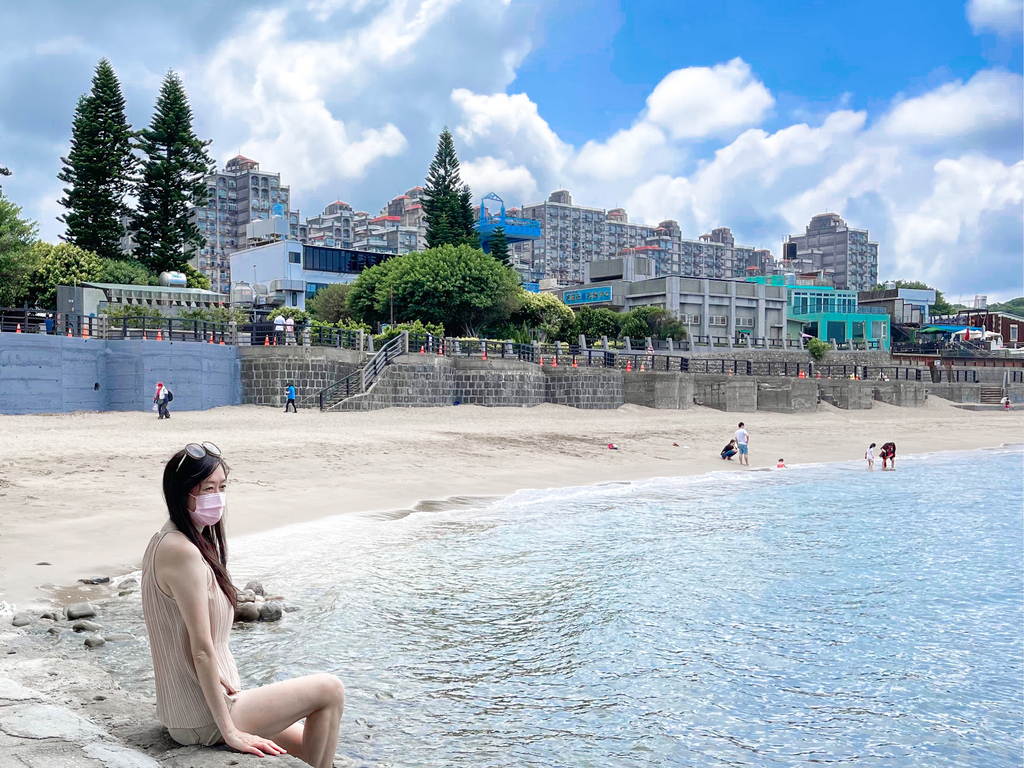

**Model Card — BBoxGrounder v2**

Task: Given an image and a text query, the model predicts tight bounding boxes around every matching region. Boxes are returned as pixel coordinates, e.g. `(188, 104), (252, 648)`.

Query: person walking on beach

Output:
(284, 383), (297, 413)
(1002, 395), (1011, 411)
(154, 382), (172, 420)
(865, 442), (875, 470)
(734, 422), (750, 466)
(141, 443), (344, 767)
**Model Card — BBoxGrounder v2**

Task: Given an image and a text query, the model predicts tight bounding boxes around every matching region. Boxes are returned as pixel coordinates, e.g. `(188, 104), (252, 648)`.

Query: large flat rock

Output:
(0, 703), (107, 741)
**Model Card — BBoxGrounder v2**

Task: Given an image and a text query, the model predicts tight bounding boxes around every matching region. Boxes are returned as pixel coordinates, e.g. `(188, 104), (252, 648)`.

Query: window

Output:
(710, 315), (728, 326)
(288, 252), (300, 264)
(1012, 326), (1019, 342)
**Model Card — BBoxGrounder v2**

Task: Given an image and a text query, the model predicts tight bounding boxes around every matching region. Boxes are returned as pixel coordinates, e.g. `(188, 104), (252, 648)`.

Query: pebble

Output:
(118, 578), (138, 589)
(237, 589), (256, 603)
(104, 633), (134, 642)
(233, 603), (260, 623)
(78, 576), (110, 585)
(244, 581), (265, 596)
(283, 606), (300, 613)
(66, 602), (97, 620)
(40, 611), (60, 621)
(84, 634), (106, 648)
(47, 627), (61, 636)
(259, 601), (283, 622)
(11, 613), (32, 627)
(72, 620), (103, 632)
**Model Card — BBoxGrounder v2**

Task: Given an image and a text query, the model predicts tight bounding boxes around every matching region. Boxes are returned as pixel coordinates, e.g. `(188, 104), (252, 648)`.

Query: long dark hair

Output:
(162, 450), (237, 608)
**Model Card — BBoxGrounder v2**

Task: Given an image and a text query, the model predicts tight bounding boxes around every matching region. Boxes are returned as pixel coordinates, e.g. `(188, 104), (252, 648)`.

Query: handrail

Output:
(318, 369), (364, 410)
(318, 333), (406, 410)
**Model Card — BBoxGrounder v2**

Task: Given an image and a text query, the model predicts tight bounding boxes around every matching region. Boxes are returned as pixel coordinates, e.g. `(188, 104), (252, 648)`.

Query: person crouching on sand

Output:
(141, 442), (344, 767)
(721, 440), (737, 460)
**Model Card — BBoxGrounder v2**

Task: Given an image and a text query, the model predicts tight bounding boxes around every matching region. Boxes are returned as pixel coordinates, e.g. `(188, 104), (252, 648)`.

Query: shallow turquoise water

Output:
(102, 448), (1023, 766)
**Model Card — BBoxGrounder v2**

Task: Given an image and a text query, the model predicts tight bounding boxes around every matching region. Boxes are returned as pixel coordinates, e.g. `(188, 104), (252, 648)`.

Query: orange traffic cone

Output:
(82, 324), (89, 339)
(483, 349), (487, 361)
(142, 331), (147, 341)
(264, 334), (270, 346)
(15, 323), (21, 333)
(209, 332), (214, 344)
(626, 360), (632, 372)
(553, 356), (558, 367)
(572, 357), (578, 368)
(539, 356), (544, 366)
(67, 327), (73, 337)
(219, 339), (225, 345)
(273, 336), (278, 346)
(640, 362), (645, 371)
(157, 330), (163, 341)
(420, 346), (425, 354)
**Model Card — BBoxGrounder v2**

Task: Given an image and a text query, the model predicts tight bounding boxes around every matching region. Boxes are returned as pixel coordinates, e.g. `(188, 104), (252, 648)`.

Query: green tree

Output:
(307, 282), (353, 324)
(347, 244), (520, 336)
(57, 59), (135, 260)
(488, 225), (509, 266)
(422, 128), (478, 249)
(620, 306), (688, 341)
(97, 257), (155, 285)
(27, 242), (102, 308)
(510, 290), (574, 341)
(132, 70), (213, 275)
(181, 262), (211, 290)
(989, 297), (1024, 315)
(0, 194), (39, 305)
(568, 306), (622, 340)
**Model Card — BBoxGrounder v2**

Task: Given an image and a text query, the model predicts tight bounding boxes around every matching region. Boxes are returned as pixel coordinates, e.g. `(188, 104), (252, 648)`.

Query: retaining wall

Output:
(238, 346), (364, 407)
(818, 380), (874, 410)
(622, 372), (694, 409)
(0, 334), (240, 414)
(755, 378), (819, 413)
(453, 358), (546, 407)
(927, 383), (1024, 404)
(692, 376), (758, 412)
(871, 381), (927, 407)
(544, 367), (623, 409)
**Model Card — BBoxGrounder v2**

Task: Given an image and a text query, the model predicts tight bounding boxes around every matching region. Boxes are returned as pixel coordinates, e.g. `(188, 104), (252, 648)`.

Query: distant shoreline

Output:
(1, 400), (1021, 610)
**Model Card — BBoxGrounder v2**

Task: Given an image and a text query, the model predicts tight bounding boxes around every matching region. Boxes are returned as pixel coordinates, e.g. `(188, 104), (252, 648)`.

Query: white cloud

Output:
(451, 89), (572, 172)
(34, 36), (86, 56)
(880, 70), (1024, 139)
(966, 0), (1024, 34)
(645, 58), (774, 140)
(573, 123), (669, 181)
(460, 156), (538, 206)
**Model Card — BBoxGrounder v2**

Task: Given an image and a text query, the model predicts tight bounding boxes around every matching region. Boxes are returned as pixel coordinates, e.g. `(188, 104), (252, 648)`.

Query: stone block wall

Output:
(545, 368), (624, 409)
(692, 375), (758, 412)
(239, 346), (364, 407)
(452, 359), (545, 406)
(756, 378), (819, 413)
(622, 372), (694, 409)
(340, 359), (456, 411)
(819, 381), (874, 410)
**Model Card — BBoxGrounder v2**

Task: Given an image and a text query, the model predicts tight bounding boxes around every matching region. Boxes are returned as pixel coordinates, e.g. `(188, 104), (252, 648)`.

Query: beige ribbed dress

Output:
(141, 523), (241, 729)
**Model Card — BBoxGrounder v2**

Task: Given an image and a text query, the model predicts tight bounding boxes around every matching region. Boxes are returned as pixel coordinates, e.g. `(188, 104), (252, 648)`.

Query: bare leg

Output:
(230, 674), (345, 768)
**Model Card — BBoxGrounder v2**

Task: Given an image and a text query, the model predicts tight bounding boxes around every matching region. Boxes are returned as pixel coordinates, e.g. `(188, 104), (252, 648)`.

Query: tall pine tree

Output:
(132, 70), (213, 275)
(422, 128), (479, 249)
(488, 225), (509, 266)
(58, 59), (135, 261)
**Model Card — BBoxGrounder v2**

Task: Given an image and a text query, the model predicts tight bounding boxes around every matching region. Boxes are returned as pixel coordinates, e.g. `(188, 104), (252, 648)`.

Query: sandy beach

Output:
(1, 398), (1020, 610)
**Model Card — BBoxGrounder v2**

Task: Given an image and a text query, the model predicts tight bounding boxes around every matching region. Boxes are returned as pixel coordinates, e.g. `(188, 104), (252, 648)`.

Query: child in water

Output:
(776, 458), (786, 469)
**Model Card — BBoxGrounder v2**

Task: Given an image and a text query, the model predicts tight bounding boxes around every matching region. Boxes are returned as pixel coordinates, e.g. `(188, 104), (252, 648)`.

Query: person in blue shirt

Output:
(284, 383), (297, 413)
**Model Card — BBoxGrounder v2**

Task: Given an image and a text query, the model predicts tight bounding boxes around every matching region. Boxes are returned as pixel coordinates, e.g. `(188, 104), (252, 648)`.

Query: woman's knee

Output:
(311, 673), (345, 708)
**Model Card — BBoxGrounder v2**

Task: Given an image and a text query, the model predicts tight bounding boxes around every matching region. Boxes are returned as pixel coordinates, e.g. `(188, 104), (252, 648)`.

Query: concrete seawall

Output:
(238, 346), (365, 407)
(0, 334), (240, 414)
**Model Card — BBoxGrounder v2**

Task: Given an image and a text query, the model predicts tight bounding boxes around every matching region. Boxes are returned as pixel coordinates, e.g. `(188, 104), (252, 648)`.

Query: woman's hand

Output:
(223, 728), (287, 757)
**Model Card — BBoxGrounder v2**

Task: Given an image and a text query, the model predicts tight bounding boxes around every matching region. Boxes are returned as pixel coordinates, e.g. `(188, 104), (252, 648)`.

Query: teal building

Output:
(749, 276), (891, 351)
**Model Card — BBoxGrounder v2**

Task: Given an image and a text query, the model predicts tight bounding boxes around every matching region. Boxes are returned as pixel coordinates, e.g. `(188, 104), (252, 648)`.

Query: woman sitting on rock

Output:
(141, 442), (345, 767)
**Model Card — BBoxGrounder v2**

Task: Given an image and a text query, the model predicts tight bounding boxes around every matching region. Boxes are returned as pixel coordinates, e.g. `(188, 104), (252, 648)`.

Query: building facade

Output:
(191, 156), (301, 295)
(783, 213), (878, 292)
(229, 240), (393, 311)
(857, 287), (936, 325)
(512, 190), (777, 285)
(556, 256), (788, 341)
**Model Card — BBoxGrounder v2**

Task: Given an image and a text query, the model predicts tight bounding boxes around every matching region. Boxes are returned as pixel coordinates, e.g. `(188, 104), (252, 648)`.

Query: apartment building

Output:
(783, 212), (878, 292)
(511, 190), (777, 285)
(300, 187), (427, 256)
(191, 155), (300, 294)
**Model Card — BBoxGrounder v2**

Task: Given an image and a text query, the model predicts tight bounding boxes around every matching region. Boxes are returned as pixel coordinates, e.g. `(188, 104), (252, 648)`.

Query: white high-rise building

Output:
(783, 213), (878, 291)
(191, 156), (300, 294)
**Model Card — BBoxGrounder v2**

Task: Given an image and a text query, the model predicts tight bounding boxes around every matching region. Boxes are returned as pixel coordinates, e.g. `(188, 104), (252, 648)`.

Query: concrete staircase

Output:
(980, 386), (1004, 404)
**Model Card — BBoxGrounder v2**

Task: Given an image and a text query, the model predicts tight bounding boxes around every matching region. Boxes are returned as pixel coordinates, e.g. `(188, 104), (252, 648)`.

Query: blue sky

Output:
(1, 0), (1021, 300)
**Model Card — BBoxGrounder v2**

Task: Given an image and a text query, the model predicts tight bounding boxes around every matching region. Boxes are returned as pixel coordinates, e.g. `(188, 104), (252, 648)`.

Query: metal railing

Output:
(318, 369), (364, 410)
(318, 334), (406, 411)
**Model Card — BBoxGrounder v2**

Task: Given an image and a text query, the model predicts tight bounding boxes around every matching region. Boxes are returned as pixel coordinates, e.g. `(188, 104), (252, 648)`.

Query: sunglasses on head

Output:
(176, 442), (223, 473)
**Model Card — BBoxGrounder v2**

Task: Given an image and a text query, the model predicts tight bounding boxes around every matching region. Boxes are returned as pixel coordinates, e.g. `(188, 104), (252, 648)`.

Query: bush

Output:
(96, 258), (156, 286)
(567, 306), (622, 341)
(27, 242), (102, 309)
(267, 307), (310, 324)
(619, 306), (688, 341)
(181, 262), (212, 291)
(105, 303), (164, 329)
(374, 319), (445, 344)
(509, 290), (574, 342)
(807, 337), (830, 362)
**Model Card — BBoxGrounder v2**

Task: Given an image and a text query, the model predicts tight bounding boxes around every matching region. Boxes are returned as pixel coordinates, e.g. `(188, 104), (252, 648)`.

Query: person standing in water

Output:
(880, 441), (896, 470)
(141, 443), (345, 766)
(865, 442), (875, 470)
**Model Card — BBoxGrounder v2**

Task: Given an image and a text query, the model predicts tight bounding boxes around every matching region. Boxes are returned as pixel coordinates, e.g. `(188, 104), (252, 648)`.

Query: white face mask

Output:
(190, 492), (226, 527)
